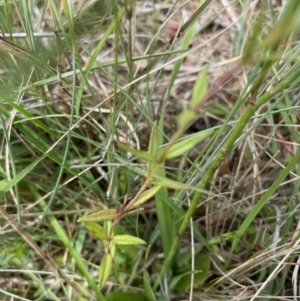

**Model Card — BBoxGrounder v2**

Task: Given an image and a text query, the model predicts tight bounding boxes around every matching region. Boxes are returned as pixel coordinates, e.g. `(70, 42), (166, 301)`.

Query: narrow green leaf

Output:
(112, 234), (146, 245)
(85, 222), (107, 240)
(0, 153), (48, 197)
(99, 253), (113, 289)
(131, 185), (162, 209)
(153, 177), (199, 191)
(6, 99), (59, 138)
(143, 269), (157, 301)
(118, 142), (155, 162)
(155, 97), (174, 258)
(109, 240), (116, 258)
(177, 110), (197, 129)
(77, 209), (119, 222)
(165, 128), (214, 159)
(190, 66), (208, 108)
(143, 246), (157, 301)
(148, 121), (158, 156)
(0, 179), (9, 191)
(0, 164), (5, 176)
(148, 121), (158, 173)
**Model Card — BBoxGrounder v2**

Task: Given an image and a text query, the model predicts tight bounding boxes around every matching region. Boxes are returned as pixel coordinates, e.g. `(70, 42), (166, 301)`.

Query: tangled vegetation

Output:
(1, 0), (300, 300)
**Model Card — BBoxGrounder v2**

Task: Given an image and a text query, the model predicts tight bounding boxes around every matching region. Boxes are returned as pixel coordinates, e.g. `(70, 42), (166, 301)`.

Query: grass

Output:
(1, 0), (300, 300)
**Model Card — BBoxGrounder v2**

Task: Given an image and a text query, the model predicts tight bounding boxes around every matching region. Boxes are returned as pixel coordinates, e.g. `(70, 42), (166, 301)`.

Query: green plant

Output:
(1, 0), (300, 300)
